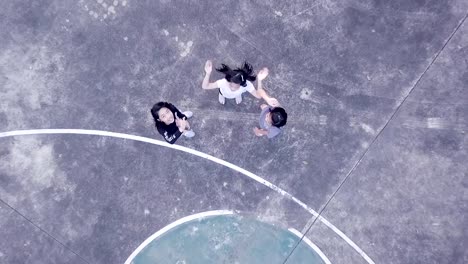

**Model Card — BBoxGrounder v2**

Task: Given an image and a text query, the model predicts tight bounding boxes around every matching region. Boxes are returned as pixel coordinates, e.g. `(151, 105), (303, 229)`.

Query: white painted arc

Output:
(124, 210), (234, 264)
(289, 228), (332, 264)
(0, 129), (375, 264)
(125, 210), (332, 264)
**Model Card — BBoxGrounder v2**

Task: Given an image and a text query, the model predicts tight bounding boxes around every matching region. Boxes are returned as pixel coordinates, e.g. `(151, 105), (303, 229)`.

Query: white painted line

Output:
(124, 210), (233, 264)
(289, 228), (332, 264)
(0, 129), (375, 264)
(316, 216), (375, 264)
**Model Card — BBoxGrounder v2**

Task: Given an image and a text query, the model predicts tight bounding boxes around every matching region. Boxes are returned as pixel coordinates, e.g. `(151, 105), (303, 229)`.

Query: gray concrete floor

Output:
(0, 0), (467, 263)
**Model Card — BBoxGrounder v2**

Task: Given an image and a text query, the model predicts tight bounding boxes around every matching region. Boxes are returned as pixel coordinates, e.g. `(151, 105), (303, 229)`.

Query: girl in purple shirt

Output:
(253, 68), (288, 138)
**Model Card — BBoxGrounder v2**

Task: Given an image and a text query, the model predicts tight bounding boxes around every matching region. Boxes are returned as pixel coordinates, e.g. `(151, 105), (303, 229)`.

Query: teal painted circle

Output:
(132, 215), (325, 264)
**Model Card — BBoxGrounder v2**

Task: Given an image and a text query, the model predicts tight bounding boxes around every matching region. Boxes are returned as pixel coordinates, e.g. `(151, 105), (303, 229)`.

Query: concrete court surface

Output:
(0, 0), (467, 263)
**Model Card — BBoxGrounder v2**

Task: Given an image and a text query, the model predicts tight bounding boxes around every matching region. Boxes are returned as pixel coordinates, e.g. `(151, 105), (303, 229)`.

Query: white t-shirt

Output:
(216, 79), (255, 98)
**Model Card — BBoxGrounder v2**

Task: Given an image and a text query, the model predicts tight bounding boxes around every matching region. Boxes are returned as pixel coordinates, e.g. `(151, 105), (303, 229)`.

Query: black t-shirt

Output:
(155, 103), (187, 144)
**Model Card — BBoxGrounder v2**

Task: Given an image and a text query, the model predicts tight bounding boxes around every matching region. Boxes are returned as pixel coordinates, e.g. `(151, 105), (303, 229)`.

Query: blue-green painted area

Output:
(132, 215), (325, 264)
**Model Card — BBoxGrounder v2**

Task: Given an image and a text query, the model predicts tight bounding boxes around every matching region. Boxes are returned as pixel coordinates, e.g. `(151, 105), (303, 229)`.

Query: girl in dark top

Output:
(150, 102), (194, 144)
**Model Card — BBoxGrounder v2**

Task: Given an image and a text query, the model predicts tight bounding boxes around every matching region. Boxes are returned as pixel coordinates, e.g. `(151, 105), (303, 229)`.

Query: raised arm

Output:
(167, 103), (186, 120)
(256, 68), (280, 107)
(202, 60), (219, 90)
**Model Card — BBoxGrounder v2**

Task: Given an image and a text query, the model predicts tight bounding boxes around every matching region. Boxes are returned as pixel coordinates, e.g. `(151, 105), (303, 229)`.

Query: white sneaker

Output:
(182, 111), (193, 118)
(218, 93), (225, 105)
(183, 130), (195, 138)
(235, 95), (242, 104)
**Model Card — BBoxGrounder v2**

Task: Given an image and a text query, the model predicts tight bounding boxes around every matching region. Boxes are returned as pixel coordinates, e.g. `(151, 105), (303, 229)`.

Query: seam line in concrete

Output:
(289, 228), (332, 264)
(0, 129), (374, 264)
(282, 10), (468, 264)
(0, 198), (90, 264)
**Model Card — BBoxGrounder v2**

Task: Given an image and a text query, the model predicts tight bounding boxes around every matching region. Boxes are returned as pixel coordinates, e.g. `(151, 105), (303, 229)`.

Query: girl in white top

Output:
(201, 60), (279, 106)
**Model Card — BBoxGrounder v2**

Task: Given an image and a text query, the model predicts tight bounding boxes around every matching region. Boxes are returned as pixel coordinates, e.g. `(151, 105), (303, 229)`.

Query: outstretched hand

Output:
(204, 60), (213, 74)
(265, 97), (280, 107)
(253, 127), (264, 136)
(257, 67), (269, 81)
(175, 115), (187, 131)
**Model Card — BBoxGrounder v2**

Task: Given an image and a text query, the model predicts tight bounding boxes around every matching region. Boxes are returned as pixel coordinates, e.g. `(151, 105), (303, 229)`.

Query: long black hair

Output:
(151, 102), (171, 123)
(216, 62), (256, 87)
